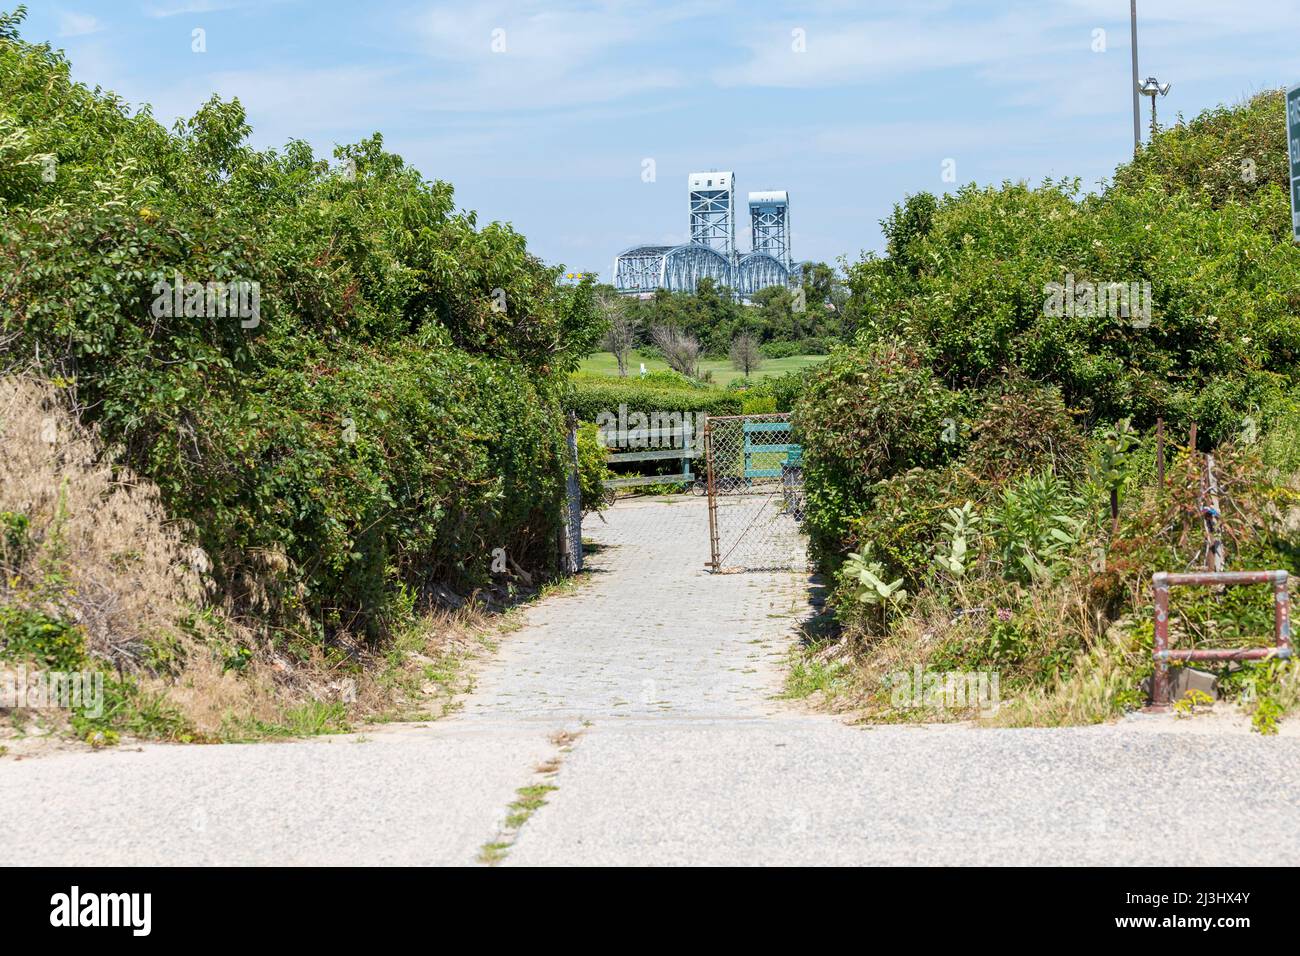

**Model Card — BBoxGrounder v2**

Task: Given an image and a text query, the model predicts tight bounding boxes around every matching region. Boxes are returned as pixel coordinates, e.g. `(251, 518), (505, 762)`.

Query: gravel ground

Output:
(0, 723), (555, 865)
(506, 716), (1300, 866)
(2, 497), (1297, 866)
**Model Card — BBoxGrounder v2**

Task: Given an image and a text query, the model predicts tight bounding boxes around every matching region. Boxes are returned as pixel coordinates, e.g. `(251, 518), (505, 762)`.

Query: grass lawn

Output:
(578, 350), (826, 387)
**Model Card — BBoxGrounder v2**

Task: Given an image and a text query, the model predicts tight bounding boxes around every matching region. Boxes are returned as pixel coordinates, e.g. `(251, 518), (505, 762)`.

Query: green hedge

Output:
(726, 367), (812, 413)
(804, 90), (1300, 580)
(845, 93), (1300, 443)
(245, 344), (568, 635)
(566, 375), (743, 423)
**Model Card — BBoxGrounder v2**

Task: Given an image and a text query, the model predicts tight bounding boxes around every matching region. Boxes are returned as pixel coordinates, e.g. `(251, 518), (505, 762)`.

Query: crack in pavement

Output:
(477, 726), (586, 865)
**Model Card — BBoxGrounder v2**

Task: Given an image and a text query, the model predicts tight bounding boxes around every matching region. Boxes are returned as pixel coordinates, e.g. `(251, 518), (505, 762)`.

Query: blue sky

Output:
(19, 1), (1300, 277)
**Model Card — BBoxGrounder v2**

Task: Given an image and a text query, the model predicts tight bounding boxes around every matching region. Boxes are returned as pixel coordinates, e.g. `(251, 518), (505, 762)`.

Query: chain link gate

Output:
(704, 413), (808, 572)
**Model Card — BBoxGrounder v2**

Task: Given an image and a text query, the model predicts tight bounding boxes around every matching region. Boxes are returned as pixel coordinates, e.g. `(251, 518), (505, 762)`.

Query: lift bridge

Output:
(612, 172), (794, 297)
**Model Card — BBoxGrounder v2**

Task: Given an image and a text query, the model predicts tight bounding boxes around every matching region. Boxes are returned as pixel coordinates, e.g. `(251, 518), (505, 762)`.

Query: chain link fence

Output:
(705, 413), (807, 572)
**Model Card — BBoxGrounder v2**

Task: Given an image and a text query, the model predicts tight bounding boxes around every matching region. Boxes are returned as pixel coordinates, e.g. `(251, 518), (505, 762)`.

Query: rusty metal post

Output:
(704, 416), (720, 571)
(1275, 570), (1292, 656)
(1203, 453), (1223, 573)
(1150, 572), (1171, 710)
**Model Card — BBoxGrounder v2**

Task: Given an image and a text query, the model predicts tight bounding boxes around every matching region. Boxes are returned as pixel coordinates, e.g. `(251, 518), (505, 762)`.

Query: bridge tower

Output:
(748, 190), (792, 270)
(688, 171), (736, 258)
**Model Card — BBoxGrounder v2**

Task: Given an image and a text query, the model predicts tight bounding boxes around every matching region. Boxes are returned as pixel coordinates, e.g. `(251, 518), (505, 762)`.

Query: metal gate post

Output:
(562, 412), (583, 573)
(1151, 573), (1171, 709)
(1275, 570), (1292, 655)
(704, 416), (720, 571)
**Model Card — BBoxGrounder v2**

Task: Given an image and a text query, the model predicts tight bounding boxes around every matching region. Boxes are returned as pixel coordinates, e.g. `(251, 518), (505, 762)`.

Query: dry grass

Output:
(0, 375), (205, 669)
(548, 728), (581, 748)
(0, 375), (512, 744)
(989, 621), (1145, 727)
(0, 375), (283, 736)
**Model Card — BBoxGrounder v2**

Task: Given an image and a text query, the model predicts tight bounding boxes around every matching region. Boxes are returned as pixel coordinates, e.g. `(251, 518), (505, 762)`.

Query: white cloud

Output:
(411, 0), (706, 110)
(126, 65), (406, 137)
(714, 1), (1300, 90)
(143, 0), (251, 18)
(713, 9), (1051, 89)
(58, 12), (104, 37)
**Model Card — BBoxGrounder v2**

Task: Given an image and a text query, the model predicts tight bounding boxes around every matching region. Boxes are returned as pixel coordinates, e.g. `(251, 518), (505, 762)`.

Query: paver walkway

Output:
(458, 496), (805, 722)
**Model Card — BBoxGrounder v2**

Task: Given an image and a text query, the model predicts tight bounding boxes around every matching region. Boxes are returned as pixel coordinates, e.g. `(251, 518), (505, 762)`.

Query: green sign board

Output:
(1289, 84), (1300, 240)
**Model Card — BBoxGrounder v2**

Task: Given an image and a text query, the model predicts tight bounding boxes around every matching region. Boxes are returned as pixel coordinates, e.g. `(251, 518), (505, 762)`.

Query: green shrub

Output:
(638, 368), (710, 390)
(962, 380), (1086, 484)
(759, 339), (802, 359)
(847, 466), (964, 585)
(797, 337), (831, 355)
(1113, 90), (1290, 208)
(244, 345), (570, 636)
(0, 604), (85, 670)
(795, 342), (963, 564)
(986, 471), (1086, 585)
(846, 112), (1300, 432)
(0, 510), (30, 567)
(792, 89), (1300, 730)
(575, 421), (613, 514)
(1258, 389), (1300, 476)
(726, 366), (811, 413)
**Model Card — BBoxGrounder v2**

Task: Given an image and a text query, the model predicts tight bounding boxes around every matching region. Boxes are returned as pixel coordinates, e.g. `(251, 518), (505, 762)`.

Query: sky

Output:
(17, 1), (1300, 278)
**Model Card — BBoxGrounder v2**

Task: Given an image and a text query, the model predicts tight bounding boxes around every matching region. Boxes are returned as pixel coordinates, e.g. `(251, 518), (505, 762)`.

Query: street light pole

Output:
(1130, 0), (1141, 152)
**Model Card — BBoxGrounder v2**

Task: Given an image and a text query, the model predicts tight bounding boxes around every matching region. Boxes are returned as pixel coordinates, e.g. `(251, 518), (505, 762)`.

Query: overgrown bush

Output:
(961, 380), (1086, 484)
(845, 466), (964, 589)
(1113, 90), (1290, 207)
(759, 339), (803, 358)
(638, 368), (710, 390)
(845, 94), (1300, 440)
(793, 90), (1300, 730)
(726, 366), (812, 412)
(0, 7), (604, 657)
(794, 342), (962, 564)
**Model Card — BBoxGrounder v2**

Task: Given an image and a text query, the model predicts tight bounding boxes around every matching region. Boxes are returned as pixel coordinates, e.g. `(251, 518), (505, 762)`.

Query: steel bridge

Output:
(612, 173), (794, 298)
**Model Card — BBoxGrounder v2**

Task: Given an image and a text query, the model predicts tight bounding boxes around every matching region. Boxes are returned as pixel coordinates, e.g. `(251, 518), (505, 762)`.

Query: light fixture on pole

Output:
(1139, 76), (1171, 139)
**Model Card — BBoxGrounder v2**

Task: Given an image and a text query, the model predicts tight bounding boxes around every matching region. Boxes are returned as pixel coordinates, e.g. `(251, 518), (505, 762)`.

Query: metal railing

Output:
(1149, 570), (1292, 709)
